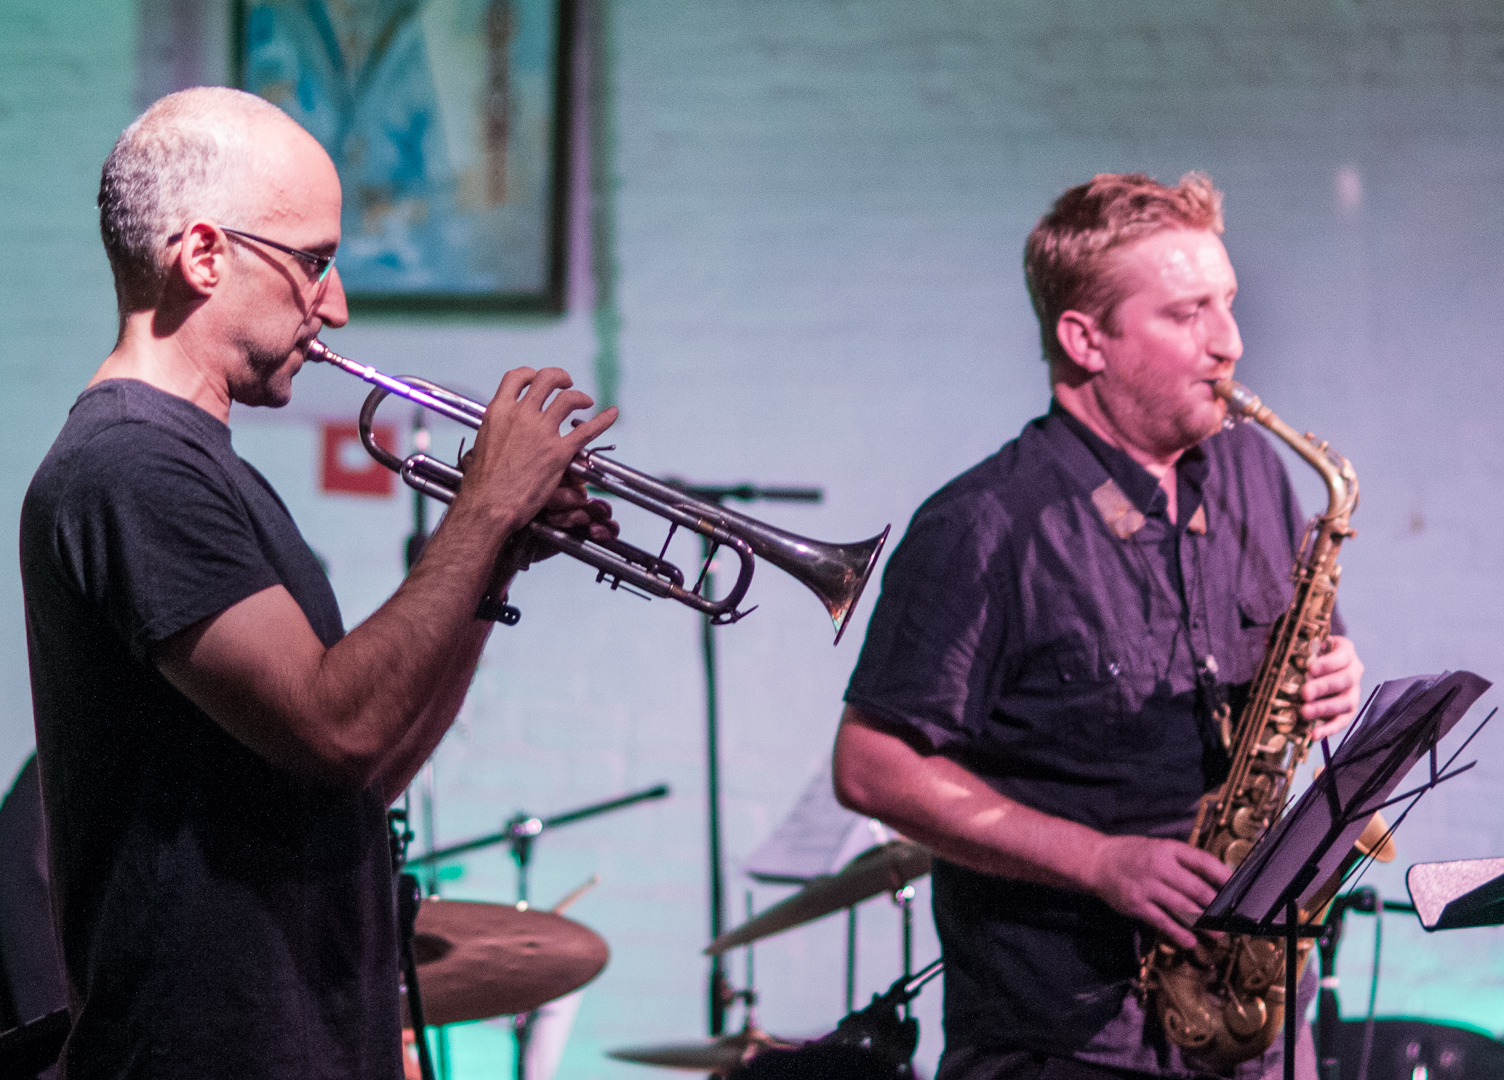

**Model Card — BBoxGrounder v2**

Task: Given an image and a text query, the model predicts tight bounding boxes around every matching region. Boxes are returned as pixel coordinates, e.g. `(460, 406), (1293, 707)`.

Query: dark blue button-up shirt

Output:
(847, 403), (1336, 1071)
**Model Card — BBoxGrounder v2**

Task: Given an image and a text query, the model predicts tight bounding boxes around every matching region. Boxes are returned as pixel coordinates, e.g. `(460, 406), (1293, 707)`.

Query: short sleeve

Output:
(845, 500), (1011, 755)
(49, 421), (282, 662)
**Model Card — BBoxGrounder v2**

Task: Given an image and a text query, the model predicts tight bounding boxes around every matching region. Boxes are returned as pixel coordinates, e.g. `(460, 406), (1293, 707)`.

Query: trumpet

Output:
(306, 341), (889, 644)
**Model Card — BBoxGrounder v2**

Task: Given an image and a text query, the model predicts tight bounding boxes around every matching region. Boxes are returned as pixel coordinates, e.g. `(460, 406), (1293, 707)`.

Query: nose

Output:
(316, 266), (349, 329)
(1208, 301), (1242, 366)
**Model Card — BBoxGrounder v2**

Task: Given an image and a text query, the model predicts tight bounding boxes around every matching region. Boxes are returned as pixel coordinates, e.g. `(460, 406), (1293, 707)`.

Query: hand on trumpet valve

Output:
(457, 365), (617, 535)
(488, 477), (619, 576)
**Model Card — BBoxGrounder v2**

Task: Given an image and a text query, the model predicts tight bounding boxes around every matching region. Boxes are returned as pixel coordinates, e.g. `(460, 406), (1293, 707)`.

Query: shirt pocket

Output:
(1231, 578), (1288, 685)
(1002, 639), (1137, 752)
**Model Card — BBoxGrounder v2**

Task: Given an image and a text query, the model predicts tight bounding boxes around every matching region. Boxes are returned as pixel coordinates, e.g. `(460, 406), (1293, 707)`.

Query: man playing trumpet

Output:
(21, 87), (614, 1079)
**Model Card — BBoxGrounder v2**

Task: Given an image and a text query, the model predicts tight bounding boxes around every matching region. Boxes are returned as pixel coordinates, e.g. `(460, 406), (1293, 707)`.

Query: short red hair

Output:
(1024, 172), (1225, 369)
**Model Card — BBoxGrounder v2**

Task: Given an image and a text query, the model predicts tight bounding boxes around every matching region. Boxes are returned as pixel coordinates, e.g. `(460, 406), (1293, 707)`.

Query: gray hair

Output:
(98, 86), (294, 313)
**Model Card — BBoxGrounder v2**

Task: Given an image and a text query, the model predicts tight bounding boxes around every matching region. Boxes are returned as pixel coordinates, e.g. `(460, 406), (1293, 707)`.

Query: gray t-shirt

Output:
(21, 380), (401, 1080)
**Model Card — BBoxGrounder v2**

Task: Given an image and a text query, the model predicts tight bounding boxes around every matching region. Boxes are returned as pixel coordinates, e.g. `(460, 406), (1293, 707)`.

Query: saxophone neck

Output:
(1215, 379), (1358, 524)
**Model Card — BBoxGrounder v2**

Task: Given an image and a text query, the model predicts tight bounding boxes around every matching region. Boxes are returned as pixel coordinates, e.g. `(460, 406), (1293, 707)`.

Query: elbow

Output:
(311, 732), (390, 793)
(268, 722), (389, 794)
(832, 725), (883, 818)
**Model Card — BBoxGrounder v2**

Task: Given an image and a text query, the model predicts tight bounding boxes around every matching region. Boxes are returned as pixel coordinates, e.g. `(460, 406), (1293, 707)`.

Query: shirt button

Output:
(1107, 661), (1122, 678)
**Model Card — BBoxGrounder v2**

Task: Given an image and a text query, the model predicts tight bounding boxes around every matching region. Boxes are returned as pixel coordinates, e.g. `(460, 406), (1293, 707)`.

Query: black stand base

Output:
(397, 872), (437, 1080)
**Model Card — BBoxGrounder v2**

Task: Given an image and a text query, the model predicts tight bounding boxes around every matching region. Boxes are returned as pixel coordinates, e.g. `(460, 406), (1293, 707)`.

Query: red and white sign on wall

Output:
(320, 421), (397, 496)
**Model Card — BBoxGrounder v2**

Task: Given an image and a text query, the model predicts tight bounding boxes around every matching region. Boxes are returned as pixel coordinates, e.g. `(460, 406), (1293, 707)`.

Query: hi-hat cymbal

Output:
(705, 840), (931, 955)
(607, 1024), (798, 1072)
(402, 898), (608, 1026)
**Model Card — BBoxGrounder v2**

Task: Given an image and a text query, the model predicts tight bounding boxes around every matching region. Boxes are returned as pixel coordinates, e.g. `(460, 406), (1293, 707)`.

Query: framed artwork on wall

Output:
(235, 0), (573, 313)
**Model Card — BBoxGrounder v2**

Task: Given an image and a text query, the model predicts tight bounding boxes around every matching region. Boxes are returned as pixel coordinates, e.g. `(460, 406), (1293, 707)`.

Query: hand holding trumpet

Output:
(452, 365), (618, 546)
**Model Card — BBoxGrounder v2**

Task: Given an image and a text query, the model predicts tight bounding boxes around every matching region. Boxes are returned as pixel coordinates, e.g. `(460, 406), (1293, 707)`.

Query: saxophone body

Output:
(1138, 379), (1360, 1073)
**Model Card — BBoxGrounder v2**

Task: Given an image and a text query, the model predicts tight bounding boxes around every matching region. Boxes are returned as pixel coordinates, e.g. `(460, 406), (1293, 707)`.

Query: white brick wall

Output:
(5, 2), (1504, 1075)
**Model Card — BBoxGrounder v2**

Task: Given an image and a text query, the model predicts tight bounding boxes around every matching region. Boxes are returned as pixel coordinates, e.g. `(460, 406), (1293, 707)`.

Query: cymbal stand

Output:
(673, 480), (822, 1037)
(845, 907), (858, 1013)
(409, 785), (669, 1080)
(389, 810), (437, 1080)
(892, 885), (916, 1019)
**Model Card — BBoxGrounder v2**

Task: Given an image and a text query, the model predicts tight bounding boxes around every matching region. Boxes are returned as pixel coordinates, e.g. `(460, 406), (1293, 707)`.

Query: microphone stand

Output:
(667, 481), (822, 1037)
(1316, 888), (1417, 1080)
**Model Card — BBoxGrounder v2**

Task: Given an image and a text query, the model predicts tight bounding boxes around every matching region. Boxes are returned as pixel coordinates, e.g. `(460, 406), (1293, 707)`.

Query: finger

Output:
(543, 387), (597, 428)
(1310, 715), (1354, 743)
(1306, 636), (1358, 679)
(1301, 688), (1361, 722)
(564, 406), (618, 450)
(1163, 868), (1221, 909)
(1173, 844), (1232, 888)
(1301, 677), (1360, 708)
(541, 510), (596, 532)
(1301, 670), (1357, 703)
(542, 485), (590, 512)
(516, 367), (575, 406)
(1143, 902), (1201, 949)
(493, 366), (540, 404)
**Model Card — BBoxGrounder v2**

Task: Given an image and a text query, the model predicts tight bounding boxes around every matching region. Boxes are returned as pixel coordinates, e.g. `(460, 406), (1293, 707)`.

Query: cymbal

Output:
(607, 1024), (799, 1071)
(705, 840), (931, 955)
(402, 898), (608, 1026)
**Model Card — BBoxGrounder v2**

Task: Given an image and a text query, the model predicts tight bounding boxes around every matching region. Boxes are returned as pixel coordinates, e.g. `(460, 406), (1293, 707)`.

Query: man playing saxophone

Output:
(21, 87), (615, 1079)
(834, 173), (1364, 1080)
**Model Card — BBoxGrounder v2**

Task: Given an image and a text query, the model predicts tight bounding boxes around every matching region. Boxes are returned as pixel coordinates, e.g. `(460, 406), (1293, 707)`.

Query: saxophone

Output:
(1138, 379), (1361, 1072)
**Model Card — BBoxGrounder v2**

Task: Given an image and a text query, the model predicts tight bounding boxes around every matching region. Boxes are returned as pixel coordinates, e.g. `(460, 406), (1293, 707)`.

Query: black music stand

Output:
(1196, 670), (1493, 1080)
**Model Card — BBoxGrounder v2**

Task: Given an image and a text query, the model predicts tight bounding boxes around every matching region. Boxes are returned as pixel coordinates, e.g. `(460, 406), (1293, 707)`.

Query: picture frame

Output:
(234, 0), (574, 313)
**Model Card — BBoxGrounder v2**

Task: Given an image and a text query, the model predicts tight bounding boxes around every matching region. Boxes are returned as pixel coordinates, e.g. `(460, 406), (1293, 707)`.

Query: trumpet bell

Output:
(743, 522), (889, 645)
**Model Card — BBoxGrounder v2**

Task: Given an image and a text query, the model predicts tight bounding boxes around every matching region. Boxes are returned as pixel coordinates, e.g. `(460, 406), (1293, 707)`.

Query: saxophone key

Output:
(1222, 993), (1268, 1039)
(1231, 806), (1264, 840)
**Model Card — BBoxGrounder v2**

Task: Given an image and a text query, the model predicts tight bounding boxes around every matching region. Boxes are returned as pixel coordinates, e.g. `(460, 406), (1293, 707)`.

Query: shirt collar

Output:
(1048, 400), (1210, 528)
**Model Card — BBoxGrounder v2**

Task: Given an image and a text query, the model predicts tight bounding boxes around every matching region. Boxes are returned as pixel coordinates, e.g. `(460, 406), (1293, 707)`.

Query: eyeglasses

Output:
(167, 226), (336, 283)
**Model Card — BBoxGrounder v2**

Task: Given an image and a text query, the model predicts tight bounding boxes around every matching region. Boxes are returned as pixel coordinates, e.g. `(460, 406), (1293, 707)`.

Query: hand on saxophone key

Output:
(1084, 835), (1231, 950)
(1300, 634), (1364, 742)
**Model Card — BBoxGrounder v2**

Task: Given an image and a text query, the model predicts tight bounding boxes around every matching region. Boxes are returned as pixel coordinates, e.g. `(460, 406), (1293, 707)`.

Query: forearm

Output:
(832, 705), (1108, 893)
(833, 705), (1231, 944)
(376, 615), (492, 805)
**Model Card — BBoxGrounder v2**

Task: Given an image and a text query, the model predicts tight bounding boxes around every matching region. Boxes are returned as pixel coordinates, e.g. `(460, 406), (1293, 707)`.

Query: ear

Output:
(1055, 310), (1109, 376)
(173, 221), (229, 297)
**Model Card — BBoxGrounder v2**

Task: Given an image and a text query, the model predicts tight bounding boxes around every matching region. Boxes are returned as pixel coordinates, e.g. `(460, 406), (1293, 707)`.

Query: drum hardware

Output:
(607, 1023), (799, 1074)
(1317, 887), (1417, 1080)
(406, 783), (667, 1080)
(705, 841), (931, 955)
(725, 957), (944, 1080)
(611, 895), (795, 1074)
(1329, 1019), (1504, 1080)
(305, 340), (890, 642)
(892, 884), (917, 1020)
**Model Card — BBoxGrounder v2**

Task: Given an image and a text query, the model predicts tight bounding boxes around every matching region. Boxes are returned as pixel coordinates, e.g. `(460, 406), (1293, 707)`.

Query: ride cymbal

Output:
(705, 840), (931, 955)
(402, 898), (608, 1025)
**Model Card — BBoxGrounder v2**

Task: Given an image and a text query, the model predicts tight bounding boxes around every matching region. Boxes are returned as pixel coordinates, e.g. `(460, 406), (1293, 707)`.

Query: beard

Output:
(231, 335), (301, 408)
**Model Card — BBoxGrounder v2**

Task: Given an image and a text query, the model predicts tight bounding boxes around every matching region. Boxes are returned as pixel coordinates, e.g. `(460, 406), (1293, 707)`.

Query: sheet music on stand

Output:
(1199, 670), (1494, 934)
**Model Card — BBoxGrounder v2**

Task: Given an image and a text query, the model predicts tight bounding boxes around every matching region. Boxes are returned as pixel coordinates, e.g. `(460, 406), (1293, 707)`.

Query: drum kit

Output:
(396, 795), (938, 1079)
(606, 838), (938, 1076)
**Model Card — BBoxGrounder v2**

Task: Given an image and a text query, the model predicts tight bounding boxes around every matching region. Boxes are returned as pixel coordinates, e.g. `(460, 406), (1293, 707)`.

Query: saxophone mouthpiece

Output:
(1215, 379), (1261, 419)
